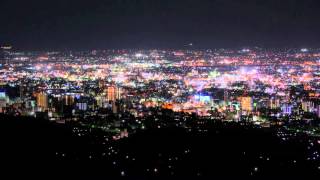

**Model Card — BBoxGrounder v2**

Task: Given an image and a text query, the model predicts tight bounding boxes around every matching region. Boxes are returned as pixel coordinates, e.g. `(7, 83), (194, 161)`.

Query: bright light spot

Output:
(242, 48), (250, 53)
(135, 53), (143, 58)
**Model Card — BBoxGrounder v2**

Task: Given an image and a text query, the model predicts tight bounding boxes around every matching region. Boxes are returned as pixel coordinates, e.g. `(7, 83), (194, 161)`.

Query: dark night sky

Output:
(1, 0), (320, 50)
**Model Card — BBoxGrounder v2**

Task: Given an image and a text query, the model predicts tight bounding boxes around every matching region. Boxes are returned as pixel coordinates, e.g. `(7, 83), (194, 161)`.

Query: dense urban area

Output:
(1, 46), (320, 178)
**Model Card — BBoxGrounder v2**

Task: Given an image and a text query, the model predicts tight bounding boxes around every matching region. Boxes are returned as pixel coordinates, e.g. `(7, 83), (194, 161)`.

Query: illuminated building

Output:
(0, 91), (6, 99)
(19, 82), (26, 100)
(224, 90), (229, 103)
(0, 91), (7, 113)
(95, 96), (104, 108)
(106, 85), (121, 113)
(107, 86), (116, 102)
(240, 97), (253, 112)
(64, 94), (75, 106)
(0, 46), (12, 64)
(162, 103), (173, 110)
(302, 101), (314, 112)
(25, 99), (36, 112)
(112, 103), (118, 114)
(281, 104), (292, 115)
(1, 46), (12, 50)
(194, 94), (211, 104)
(36, 92), (48, 110)
(269, 98), (280, 109)
(77, 103), (87, 111)
(317, 105), (320, 118)
(0, 49), (4, 62)
(98, 79), (105, 88)
(106, 86), (121, 102)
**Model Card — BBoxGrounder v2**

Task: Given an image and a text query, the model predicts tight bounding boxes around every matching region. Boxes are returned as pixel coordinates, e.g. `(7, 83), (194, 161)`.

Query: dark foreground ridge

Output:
(0, 115), (319, 179)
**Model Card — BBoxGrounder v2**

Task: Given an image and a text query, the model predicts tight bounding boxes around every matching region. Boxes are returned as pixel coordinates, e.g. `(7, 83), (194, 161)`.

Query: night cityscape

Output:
(1, 0), (320, 179)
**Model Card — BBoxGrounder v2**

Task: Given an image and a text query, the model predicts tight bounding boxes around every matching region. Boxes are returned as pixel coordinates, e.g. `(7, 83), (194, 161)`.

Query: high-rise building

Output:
(0, 45), (12, 64)
(0, 48), (4, 63)
(0, 91), (7, 113)
(317, 105), (320, 118)
(269, 98), (280, 109)
(106, 85), (121, 102)
(116, 87), (122, 100)
(36, 92), (48, 110)
(224, 89), (229, 103)
(281, 104), (292, 115)
(107, 86), (115, 102)
(19, 81), (29, 100)
(240, 96), (253, 112)
(105, 85), (122, 114)
(95, 96), (104, 108)
(302, 100), (314, 113)
(77, 103), (87, 111)
(64, 94), (75, 106)
(98, 79), (105, 89)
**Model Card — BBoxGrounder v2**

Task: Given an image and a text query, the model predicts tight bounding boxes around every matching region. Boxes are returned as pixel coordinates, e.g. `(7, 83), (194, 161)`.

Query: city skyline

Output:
(1, 48), (320, 178)
(1, 0), (320, 178)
